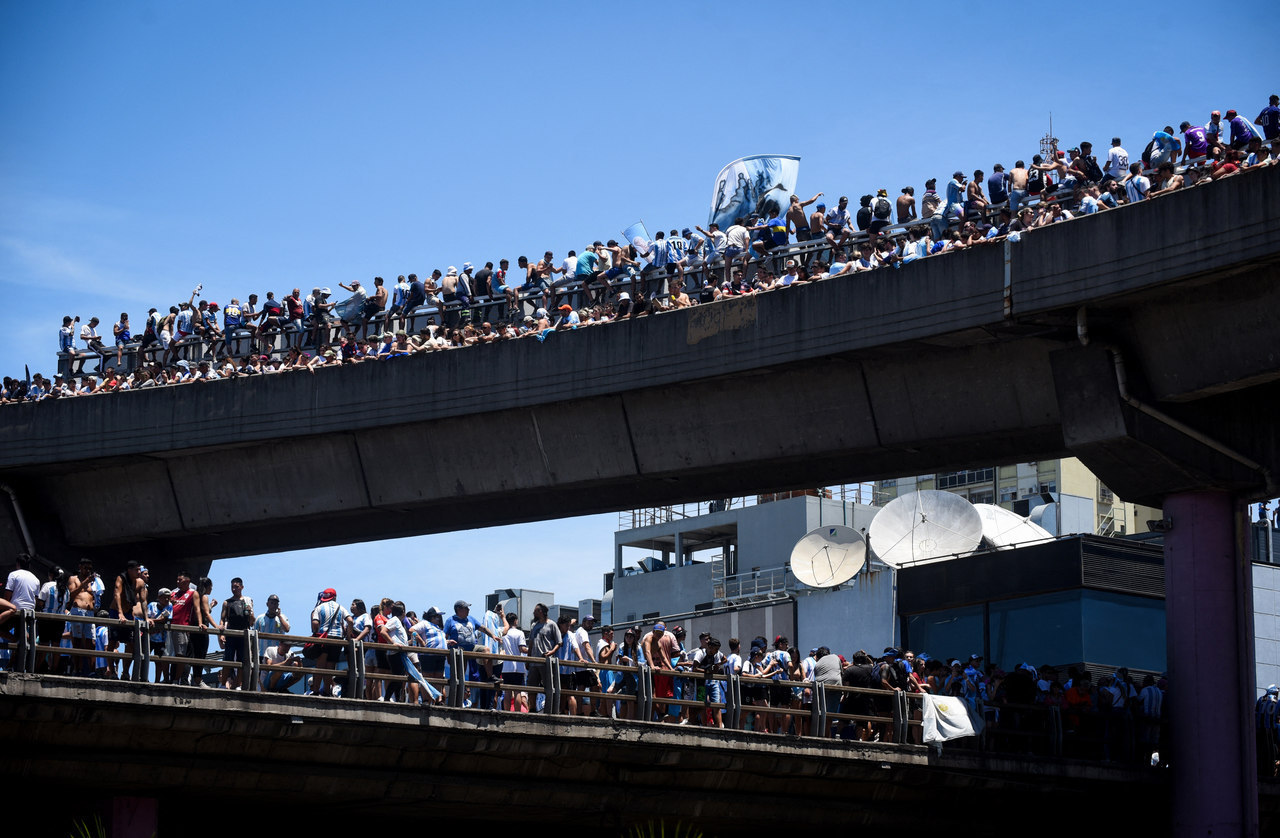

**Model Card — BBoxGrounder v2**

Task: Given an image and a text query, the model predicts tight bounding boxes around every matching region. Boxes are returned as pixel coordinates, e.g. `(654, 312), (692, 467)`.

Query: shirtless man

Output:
(965, 170), (988, 218)
(785, 192), (823, 242)
(67, 559), (105, 675)
(113, 560), (147, 679)
(808, 202), (828, 244)
(360, 276), (388, 337)
(640, 621), (678, 721)
(670, 280), (693, 308)
(896, 187), (917, 224)
(1008, 161), (1030, 214)
(531, 251), (563, 311)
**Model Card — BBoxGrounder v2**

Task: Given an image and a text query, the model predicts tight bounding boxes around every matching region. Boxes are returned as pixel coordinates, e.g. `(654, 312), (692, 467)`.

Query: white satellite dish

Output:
(974, 503), (1054, 549)
(869, 490), (984, 568)
(789, 525), (866, 588)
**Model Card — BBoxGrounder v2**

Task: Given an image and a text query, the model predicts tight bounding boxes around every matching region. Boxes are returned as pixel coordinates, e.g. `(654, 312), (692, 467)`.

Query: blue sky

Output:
(2, 2), (1275, 618)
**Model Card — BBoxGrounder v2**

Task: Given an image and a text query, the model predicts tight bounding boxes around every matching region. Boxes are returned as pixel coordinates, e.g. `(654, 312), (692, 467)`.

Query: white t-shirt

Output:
(4, 569), (40, 610)
(725, 225), (750, 250)
(383, 615), (408, 647)
(501, 628), (527, 673)
(1106, 146), (1129, 178)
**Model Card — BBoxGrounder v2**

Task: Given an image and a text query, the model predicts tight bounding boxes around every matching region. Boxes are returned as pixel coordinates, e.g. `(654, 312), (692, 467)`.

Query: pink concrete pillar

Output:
(1164, 491), (1257, 838)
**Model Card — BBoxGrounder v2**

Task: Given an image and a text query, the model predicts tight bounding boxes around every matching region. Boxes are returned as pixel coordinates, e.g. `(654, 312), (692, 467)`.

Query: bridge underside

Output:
(0, 166), (1277, 579)
(1, 675), (1183, 833)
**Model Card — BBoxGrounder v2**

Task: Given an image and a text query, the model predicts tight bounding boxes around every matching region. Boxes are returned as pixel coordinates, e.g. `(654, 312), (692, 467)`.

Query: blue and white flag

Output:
(708, 154), (801, 230)
(921, 692), (985, 743)
(622, 220), (652, 262)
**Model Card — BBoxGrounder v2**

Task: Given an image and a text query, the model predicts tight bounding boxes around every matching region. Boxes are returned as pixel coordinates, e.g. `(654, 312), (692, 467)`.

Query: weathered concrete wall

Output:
(0, 674), (1172, 832)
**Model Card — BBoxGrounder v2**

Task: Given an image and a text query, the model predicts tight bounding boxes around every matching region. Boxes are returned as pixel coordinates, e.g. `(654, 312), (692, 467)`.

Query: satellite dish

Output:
(790, 525), (866, 588)
(974, 503), (1054, 549)
(869, 490), (984, 568)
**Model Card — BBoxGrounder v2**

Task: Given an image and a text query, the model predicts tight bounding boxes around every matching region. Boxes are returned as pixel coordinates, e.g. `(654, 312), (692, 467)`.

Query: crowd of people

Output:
(1, 554), (1166, 758)
(1, 97), (1274, 404)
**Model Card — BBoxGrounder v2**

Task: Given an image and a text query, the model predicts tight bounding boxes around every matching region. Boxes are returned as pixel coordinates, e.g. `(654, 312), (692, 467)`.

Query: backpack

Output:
(873, 196), (892, 219)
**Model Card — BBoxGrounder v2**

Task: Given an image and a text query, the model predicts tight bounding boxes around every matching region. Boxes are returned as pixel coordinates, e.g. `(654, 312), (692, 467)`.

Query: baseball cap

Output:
(581, 614), (596, 623)
(558, 304), (573, 311)
(680, 228), (691, 237)
(1211, 110), (1221, 117)
(969, 653), (983, 661)
(454, 599), (471, 610)
(815, 202), (825, 209)
(1225, 109), (1237, 119)
(319, 588), (336, 602)
(953, 170), (965, 179)
(653, 621), (666, 632)
(267, 594), (280, 602)
(425, 606), (442, 619)
(462, 261), (473, 271)
(157, 588), (172, 597)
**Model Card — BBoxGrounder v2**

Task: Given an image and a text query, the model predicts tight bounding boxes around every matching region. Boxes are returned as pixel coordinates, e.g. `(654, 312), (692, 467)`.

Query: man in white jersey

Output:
(1, 553), (41, 642)
(1104, 137), (1129, 184)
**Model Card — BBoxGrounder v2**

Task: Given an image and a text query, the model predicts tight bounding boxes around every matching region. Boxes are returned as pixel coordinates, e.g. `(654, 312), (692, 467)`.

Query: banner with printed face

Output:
(621, 220), (653, 263)
(708, 155), (801, 230)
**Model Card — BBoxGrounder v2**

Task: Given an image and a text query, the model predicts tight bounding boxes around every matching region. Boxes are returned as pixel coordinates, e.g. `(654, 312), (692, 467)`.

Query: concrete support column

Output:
(674, 531), (684, 568)
(614, 543), (623, 580)
(111, 796), (158, 838)
(1164, 491), (1257, 838)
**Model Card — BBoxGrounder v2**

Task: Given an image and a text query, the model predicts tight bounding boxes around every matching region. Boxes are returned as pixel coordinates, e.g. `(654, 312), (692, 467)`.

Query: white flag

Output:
(921, 693), (984, 743)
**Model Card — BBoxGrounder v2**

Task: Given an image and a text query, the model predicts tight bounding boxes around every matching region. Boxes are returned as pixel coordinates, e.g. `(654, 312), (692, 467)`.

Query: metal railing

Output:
(1, 608), (1163, 762)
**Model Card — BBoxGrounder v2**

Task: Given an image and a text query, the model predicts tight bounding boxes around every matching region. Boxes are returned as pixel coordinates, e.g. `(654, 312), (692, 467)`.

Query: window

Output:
(937, 468), (995, 489)
(1000, 486), (1018, 503)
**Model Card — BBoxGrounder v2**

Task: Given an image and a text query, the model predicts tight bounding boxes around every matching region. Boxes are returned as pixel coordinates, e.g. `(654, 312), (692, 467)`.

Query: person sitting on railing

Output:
(261, 637), (303, 692)
(197, 301), (224, 357)
(1077, 142), (1105, 184)
(1225, 108), (1260, 152)
(1207, 146), (1242, 180)
(1243, 136), (1274, 169)
(868, 190), (893, 240)
(78, 317), (106, 374)
(1179, 120), (1210, 164)
(823, 197), (853, 249)
(1149, 163), (1184, 197)
(1104, 138), (1129, 185)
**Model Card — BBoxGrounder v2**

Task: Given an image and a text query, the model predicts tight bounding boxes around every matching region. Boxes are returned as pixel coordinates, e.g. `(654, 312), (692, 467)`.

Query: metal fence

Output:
(0, 607), (1163, 762)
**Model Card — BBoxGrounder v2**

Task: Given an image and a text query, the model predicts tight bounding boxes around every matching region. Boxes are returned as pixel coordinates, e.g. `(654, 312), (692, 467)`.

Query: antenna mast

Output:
(1040, 112), (1059, 159)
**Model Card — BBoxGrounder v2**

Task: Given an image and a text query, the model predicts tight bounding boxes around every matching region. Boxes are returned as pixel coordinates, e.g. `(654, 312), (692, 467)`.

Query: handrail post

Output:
(345, 636), (359, 698)
(547, 656), (561, 715)
(726, 669), (741, 730)
(351, 639), (365, 700)
(245, 630), (260, 691)
(892, 690), (906, 744)
(812, 683), (826, 739)
(448, 648), (464, 707)
(1049, 705), (1063, 757)
(132, 619), (147, 682)
(637, 663), (652, 722)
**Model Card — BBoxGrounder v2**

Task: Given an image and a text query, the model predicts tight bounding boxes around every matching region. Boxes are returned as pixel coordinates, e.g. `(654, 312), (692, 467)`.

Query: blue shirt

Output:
(986, 171), (1009, 204)
(444, 613), (482, 651)
(946, 178), (964, 209)
(1258, 106), (1280, 140)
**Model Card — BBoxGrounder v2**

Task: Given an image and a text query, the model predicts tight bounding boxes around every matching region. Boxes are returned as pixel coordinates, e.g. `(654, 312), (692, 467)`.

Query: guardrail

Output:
(1, 608), (1163, 761)
(46, 181), (1112, 381)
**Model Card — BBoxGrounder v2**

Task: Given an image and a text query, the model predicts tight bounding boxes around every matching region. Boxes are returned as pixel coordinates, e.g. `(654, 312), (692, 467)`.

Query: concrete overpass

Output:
(0, 674), (1203, 834)
(2, 165), (1277, 836)
(0, 166), (1276, 576)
